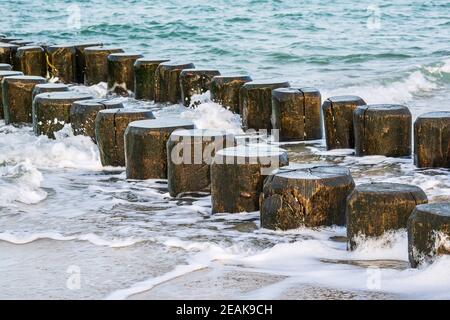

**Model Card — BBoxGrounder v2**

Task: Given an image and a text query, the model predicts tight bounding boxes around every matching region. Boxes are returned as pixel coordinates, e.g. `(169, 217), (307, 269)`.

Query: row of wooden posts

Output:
(0, 35), (449, 268)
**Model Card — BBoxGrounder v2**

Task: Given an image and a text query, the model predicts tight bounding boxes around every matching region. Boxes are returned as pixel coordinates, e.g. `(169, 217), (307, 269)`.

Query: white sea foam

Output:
(106, 240), (244, 299)
(425, 59), (450, 77)
(322, 70), (437, 105)
(0, 232), (142, 248)
(105, 264), (205, 300)
(0, 124), (101, 170)
(350, 231), (408, 261)
(0, 160), (47, 205)
(153, 92), (243, 133)
(70, 82), (108, 98)
(180, 101), (243, 134)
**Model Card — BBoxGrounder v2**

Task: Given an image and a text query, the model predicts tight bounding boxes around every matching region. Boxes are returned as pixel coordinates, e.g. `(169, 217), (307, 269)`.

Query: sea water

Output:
(1, 0), (450, 299)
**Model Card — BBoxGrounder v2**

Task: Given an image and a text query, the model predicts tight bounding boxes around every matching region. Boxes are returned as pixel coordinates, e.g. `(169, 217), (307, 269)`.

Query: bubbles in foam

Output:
(322, 70), (437, 105)
(0, 123), (102, 171)
(0, 160), (47, 205)
(180, 94), (243, 134)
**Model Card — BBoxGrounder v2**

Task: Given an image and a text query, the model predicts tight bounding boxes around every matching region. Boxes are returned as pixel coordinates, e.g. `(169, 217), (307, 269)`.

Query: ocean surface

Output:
(1, 0), (450, 299)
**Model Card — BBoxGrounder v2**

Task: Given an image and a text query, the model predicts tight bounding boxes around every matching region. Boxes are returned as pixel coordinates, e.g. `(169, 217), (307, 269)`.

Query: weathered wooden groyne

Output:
(1, 33), (449, 268)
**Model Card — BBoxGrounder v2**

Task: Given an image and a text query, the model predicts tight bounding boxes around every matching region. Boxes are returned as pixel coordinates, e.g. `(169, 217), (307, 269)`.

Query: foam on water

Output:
(0, 123), (101, 171)
(322, 69), (437, 105)
(0, 161), (47, 205)
(0, 231), (142, 248)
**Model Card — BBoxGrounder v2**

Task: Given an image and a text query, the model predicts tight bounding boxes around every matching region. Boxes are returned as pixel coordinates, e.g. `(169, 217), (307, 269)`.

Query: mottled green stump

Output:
(10, 40), (34, 46)
(167, 129), (235, 196)
(47, 45), (77, 83)
(0, 63), (11, 71)
(134, 58), (170, 101)
(124, 118), (195, 179)
(260, 164), (355, 230)
(84, 47), (124, 85)
(70, 99), (124, 142)
(32, 83), (69, 100)
(0, 43), (19, 66)
(240, 80), (290, 131)
(155, 62), (195, 104)
(107, 53), (143, 96)
(2, 75), (46, 124)
(180, 69), (221, 107)
(210, 75), (252, 114)
(96, 109), (155, 167)
(0, 71), (23, 119)
(211, 146), (289, 214)
(16, 46), (46, 77)
(414, 112), (450, 168)
(74, 43), (103, 84)
(354, 104), (412, 157)
(322, 95), (366, 150)
(271, 87), (322, 141)
(408, 203), (450, 268)
(33, 92), (93, 138)
(347, 182), (428, 250)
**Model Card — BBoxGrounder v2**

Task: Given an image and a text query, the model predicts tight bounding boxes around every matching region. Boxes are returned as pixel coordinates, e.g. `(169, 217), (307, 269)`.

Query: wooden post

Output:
(134, 58), (170, 101)
(0, 70), (23, 119)
(70, 99), (124, 142)
(47, 45), (77, 83)
(322, 95), (366, 150)
(408, 203), (450, 268)
(2, 75), (46, 124)
(155, 62), (195, 104)
(74, 43), (103, 84)
(211, 146), (289, 213)
(260, 164), (355, 229)
(33, 92), (93, 138)
(414, 112), (450, 168)
(271, 87), (322, 141)
(107, 53), (143, 96)
(96, 109), (155, 166)
(167, 129), (235, 196)
(0, 43), (19, 67)
(210, 75), (252, 114)
(84, 47), (124, 85)
(347, 182), (428, 250)
(16, 46), (46, 77)
(240, 80), (290, 131)
(179, 69), (221, 107)
(354, 104), (412, 157)
(124, 118), (195, 179)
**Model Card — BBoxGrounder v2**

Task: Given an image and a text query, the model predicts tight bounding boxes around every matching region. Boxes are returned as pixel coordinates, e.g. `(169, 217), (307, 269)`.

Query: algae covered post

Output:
(167, 129), (235, 196)
(107, 53), (143, 96)
(211, 146), (289, 214)
(33, 92), (94, 138)
(2, 75), (46, 124)
(134, 58), (170, 101)
(95, 109), (155, 167)
(124, 118), (195, 179)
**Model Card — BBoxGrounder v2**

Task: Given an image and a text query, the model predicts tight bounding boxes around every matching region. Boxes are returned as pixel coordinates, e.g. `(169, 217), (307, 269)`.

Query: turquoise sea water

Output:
(2, 0), (450, 104)
(1, 1), (450, 299)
